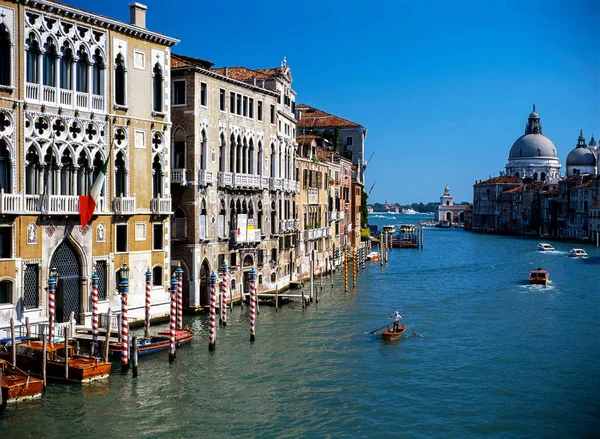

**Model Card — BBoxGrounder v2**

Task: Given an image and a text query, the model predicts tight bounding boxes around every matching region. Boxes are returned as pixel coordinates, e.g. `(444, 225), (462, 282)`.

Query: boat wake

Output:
(518, 283), (558, 293)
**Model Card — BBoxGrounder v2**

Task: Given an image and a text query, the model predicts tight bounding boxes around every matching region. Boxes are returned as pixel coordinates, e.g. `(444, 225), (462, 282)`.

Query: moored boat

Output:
(529, 267), (549, 285)
(109, 327), (194, 360)
(366, 251), (380, 261)
(1, 359), (44, 404)
(382, 224), (396, 235)
(537, 243), (555, 252)
(381, 325), (406, 340)
(569, 248), (588, 258)
(0, 341), (111, 383)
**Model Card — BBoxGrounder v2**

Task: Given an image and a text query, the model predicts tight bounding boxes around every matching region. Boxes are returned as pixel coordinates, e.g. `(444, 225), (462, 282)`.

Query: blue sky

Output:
(72, 0), (599, 204)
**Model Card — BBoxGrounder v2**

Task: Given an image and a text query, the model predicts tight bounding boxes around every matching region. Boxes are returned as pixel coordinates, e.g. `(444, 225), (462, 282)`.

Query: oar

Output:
(368, 323), (390, 334)
(405, 326), (423, 337)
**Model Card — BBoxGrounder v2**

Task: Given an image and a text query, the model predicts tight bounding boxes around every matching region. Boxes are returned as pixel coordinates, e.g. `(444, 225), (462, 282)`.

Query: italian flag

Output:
(79, 158), (108, 228)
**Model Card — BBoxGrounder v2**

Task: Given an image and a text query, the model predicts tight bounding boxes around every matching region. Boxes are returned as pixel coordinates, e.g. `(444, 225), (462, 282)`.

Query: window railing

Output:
(0, 190), (22, 214)
(270, 177), (283, 191)
(233, 173), (261, 189)
(60, 89), (73, 106)
(43, 85), (56, 103)
(150, 197), (171, 215)
(260, 176), (270, 189)
(91, 95), (104, 111)
(218, 171), (233, 187)
(26, 83), (39, 100)
(25, 82), (105, 113)
(113, 195), (136, 215)
(198, 169), (214, 186)
(171, 168), (187, 185)
(75, 92), (88, 109)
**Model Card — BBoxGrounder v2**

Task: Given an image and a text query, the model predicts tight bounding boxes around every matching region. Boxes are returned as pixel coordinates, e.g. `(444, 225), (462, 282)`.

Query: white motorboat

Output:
(569, 248), (588, 258)
(537, 243), (555, 252)
(382, 225), (396, 235)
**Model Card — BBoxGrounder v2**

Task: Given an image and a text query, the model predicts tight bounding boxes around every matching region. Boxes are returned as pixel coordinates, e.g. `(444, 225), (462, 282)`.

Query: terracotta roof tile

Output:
(171, 53), (214, 70)
(296, 104), (362, 128)
(210, 66), (280, 81)
(476, 176), (521, 185)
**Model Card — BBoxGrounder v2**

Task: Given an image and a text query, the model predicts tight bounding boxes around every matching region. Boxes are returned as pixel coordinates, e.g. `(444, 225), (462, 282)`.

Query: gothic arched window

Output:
(25, 147), (39, 195)
(26, 35), (40, 83)
(77, 151), (90, 196)
(270, 143), (276, 178)
(0, 140), (11, 193)
(219, 134), (226, 172)
(43, 39), (56, 86)
(229, 134), (235, 173)
(173, 128), (185, 169)
(115, 151), (126, 197)
(60, 151), (74, 195)
(115, 54), (126, 106)
(92, 49), (105, 96)
(152, 155), (162, 198)
(248, 139), (255, 175)
(153, 63), (163, 112)
(60, 45), (73, 90)
(76, 47), (89, 92)
(0, 24), (10, 86)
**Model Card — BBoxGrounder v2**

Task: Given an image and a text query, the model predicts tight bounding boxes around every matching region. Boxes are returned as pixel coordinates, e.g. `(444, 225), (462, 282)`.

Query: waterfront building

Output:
(505, 106), (561, 183)
(589, 177), (600, 245)
(437, 185), (468, 224)
(470, 176), (520, 231)
(169, 54), (299, 308)
(0, 1), (178, 332)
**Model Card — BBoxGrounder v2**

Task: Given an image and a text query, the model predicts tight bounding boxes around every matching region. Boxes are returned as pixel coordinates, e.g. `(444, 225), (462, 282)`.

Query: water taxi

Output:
(366, 251), (380, 261)
(402, 208), (418, 214)
(537, 243), (555, 252)
(529, 267), (549, 285)
(569, 248), (588, 258)
(382, 225), (396, 235)
(1, 359), (44, 404)
(1, 341), (111, 382)
(381, 325), (406, 340)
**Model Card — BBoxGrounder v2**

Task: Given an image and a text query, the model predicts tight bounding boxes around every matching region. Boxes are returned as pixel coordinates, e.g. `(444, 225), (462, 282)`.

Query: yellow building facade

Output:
(0, 0), (178, 334)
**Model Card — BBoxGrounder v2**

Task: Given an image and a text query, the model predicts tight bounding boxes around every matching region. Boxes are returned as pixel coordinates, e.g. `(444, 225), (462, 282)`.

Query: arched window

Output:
(270, 143), (276, 178)
(92, 49), (105, 96)
(0, 140), (11, 193)
(152, 155), (162, 198)
(76, 47), (89, 92)
(257, 141), (263, 176)
(76, 151), (90, 196)
(25, 146), (39, 194)
(533, 171), (538, 181)
(249, 139), (255, 174)
(114, 54), (126, 106)
(271, 201), (277, 235)
(173, 128), (185, 169)
(60, 151), (74, 195)
(540, 172), (546, 182)
(153, 62), (163, 112)
(219, 134), (226, 172)
(229, 134), (235, 173)
(173, 207), (187, 240)
(60, 45), (73, 90)
(115, 151), (126, 197)
(152, 266), (163, 287)
(236, 136), (242, 173)
(242, 138), (248, 173)
(0, 279), (12, 304)
(200, 130), (207, 170)
(26, 35), (40, 83)
(42, 39), (56, 87)
(0, 24), (10, 86)
(44, 149), (57, 195)
(92, 152), (105, 198)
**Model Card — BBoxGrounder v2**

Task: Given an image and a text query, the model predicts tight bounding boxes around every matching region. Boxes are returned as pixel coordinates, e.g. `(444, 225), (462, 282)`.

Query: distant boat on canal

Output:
(537, 243), (555, 252)
(381, 325), (406, 340)
(529, 267), (549, 285)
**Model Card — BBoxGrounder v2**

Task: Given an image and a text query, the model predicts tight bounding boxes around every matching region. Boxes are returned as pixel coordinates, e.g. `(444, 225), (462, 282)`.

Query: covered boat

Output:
(529, 267), (549, 285)
(109, 327), (194, 360)
(1, 359), (44, 404)
(0, 341), (111, 383)
(366, 251), (380, 261)
(569, 248), (588, 258)
(537, 243), (555, 252)
(381, 325), (406, 340)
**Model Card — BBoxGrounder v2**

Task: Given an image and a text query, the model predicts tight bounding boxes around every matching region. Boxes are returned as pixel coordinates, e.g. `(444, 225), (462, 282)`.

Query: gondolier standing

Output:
(390, 311), (402, 333)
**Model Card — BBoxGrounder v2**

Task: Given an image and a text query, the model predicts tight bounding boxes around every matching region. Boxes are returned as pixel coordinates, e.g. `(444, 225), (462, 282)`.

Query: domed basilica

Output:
(505, 105), (561, 183)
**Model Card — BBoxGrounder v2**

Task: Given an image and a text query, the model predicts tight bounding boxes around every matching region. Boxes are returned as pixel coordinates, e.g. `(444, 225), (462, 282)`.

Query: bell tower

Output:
(440, 185), (454, 206)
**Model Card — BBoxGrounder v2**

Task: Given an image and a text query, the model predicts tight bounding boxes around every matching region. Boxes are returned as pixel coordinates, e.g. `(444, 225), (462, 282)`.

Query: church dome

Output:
(589, 135), (597, 148)
(566, 131), (596, 166)
(508, 106), (557, 159)
(509, 134), (557, 159)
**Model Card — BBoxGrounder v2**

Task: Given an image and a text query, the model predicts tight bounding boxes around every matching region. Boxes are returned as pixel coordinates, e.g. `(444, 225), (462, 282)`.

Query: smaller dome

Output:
(528, 111), (540, 119)
(566, 146), (597, 167)
(589, 135), (597, 147)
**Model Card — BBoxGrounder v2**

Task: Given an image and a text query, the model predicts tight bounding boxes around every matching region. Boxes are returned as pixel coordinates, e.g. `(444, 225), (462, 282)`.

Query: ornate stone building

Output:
(0, 1), (178, 332)
(169, 54), (299, 309)
(437, 186), (468, 224)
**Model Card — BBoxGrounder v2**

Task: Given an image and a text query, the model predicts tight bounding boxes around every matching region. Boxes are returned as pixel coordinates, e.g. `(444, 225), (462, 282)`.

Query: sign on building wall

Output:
(247, 218), (255, 241)
(236, 214), (247, 242)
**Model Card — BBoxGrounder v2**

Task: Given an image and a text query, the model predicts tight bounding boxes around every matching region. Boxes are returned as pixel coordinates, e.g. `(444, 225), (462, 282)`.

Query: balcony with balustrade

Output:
(218, 172), (233, 188)
(113, 195), (136, 215)
(0, 191), (106, 215)
(233, 173), (262, 189)
(150, 198), (172, 215)
(26, 83), (105, 113)
(198, 169), (214, 186)
(270, 178), (283, 191)
(171, 169), (187, 185)
(0, 190), (23, 214)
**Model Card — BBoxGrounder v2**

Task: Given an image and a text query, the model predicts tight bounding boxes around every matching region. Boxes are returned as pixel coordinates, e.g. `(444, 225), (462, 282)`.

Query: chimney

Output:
(224, 67), (228, 77)
(129, 2), (147, 28)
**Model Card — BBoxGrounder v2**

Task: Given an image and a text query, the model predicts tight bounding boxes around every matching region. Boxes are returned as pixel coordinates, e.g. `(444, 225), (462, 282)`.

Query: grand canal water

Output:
(2, 214), (600, 438)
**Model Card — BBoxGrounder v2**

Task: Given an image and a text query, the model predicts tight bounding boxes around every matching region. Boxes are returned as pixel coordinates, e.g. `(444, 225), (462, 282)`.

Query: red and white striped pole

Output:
(91, 271), (99, 347)
(220, 262), (228, 326)
(249, 268), (257, 342)
(48, 268), (57, 345)
(169, 274), (177, 362)
(120, 270), (129, 371)
(209, 272), (217, 350)
(145, 267), (152, 339)
(176, 264), (183, 331)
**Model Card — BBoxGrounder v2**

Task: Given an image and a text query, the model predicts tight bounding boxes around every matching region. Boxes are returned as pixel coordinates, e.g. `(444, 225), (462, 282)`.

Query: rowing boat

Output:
(381, 325), (406, 340)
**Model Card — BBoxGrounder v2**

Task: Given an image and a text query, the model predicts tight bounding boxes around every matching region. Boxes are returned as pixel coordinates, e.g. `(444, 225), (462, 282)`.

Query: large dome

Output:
(566, 147), (596, 166)
(509, 134), (557, 159)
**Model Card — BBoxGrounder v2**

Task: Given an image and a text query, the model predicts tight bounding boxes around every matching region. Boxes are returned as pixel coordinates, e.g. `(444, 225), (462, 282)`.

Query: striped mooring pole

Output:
(344, 249), (348, 292)
(91, 271), (99, 349)
(120, 275), (129, 371)
(169, 274), (178, 362)
(48, 269), (56, 345)
(176, 264), (183, 331)
(249, 268), (257, 342)
(220, 262), (228, 326)
(209, 272), (217, 350)
(145, 267), (152, 339)
(353, 248), (357, 288)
